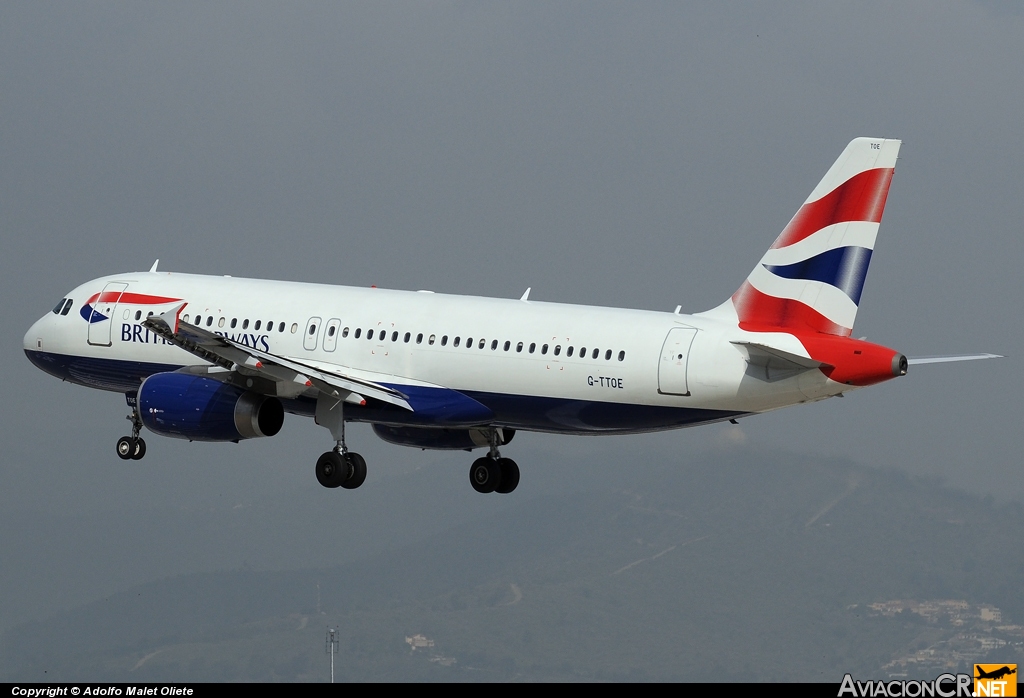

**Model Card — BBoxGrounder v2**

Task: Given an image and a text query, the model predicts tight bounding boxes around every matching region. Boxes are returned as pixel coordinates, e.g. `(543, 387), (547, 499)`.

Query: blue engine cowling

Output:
(138, 372), (284, 442)
(372, 424), (514, 451)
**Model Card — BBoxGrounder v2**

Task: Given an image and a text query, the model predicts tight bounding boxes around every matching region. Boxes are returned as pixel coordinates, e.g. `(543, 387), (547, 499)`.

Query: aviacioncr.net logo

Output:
(838, 673), (973, 698)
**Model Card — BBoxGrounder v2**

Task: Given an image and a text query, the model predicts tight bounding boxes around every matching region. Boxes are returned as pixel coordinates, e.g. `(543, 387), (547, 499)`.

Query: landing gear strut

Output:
(469, 428), (519, 494)
(314, 396), (366, 490)
(116, 410), (146, 461)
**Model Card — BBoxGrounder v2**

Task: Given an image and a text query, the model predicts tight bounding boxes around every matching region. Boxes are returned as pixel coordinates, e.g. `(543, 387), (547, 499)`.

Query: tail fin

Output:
(709, 138), (901, 336)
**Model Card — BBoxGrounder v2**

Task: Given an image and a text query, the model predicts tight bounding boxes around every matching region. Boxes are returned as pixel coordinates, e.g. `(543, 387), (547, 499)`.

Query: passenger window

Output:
(183, 314), (191, 323)
(592, 348), (599, 359)
(541, 344), (548, 355)
(328, 326), (336, 337)
(206, 317), (213, 327)
(218, 317), (225, 328)
(491, 340), (498, 350)
(618, 350), (626, 361)
(567, 346), (574, 357)
(134, 310), (141, 321)
(605, 349), (612, 360)
(529, 343), (536, 353)
(231, 318), (237, 329)
(242, 319), (249, 330)
(404, 332), (410, 343)
(367, 329), (375, 340)
(392, 331), (398, 342)
(429, 334), (436, 345)
(308, 324), (317, 335)
(267, 320), (273, 330)
(466, 337), (472, 348)
(478, 338), (485, 349)
(554, 345), (561, 356)
(342, 327), (349, 338)
(355, 328), (362, 339)
(503, 341), (510, 351)
(289, 323), (297, 333)
(441, 335), (448, 346)
(516, 342), (523, 352)
(417, 333), (423, 344)
(254, 320), (261, 330)
(454, 336), (461, 347)
(578, 346), (585, 358)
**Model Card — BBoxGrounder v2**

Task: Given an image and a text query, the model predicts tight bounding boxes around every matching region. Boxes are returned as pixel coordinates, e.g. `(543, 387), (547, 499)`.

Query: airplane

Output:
(975, 666), (1016, 681)
(23, 137), (1000, 495)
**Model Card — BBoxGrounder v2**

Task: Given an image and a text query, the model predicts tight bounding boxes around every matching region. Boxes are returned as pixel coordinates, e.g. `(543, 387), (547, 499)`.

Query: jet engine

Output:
(372, 424), (515, 451)
(138, 372), (284, 442)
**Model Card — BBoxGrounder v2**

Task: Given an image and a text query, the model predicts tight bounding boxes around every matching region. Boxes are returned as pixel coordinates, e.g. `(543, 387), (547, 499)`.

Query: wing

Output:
(142, 303), (412, 410)
(907, 353), (1003, 365)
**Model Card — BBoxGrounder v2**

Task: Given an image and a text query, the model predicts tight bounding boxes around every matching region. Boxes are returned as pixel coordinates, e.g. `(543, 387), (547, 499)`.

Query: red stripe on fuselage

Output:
(771, 168), (894, 249)
(85, 292), (181, 305)
(732, 281), (851, 336)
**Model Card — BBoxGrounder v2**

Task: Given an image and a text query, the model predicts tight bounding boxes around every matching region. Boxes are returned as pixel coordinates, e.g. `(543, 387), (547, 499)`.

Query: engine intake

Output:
(138, 372), (284, 442)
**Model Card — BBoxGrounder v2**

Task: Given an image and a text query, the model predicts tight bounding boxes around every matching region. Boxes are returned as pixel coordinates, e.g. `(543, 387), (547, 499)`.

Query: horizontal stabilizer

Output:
(732, 341), (831, 370)
(907, 353), (1003, 365)
(732, 341), (830, 382)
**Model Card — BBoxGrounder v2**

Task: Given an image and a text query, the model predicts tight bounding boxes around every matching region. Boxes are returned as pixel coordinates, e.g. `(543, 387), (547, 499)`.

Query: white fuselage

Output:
(25, 271), (846, 435)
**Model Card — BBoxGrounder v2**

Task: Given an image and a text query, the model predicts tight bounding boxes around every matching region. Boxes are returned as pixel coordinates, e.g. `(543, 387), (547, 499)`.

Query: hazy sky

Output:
(1, 0), (1021, 601)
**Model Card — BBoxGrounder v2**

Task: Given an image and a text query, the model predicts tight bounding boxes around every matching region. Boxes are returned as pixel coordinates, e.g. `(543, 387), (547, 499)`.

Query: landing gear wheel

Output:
(341, 452), (367, 490)
(131, 437), (147, 460)
(469, 457), (502, 494)
(315, 451), (346, 488)
(495, 458), (520, 494)
(116, 436), (135, 461)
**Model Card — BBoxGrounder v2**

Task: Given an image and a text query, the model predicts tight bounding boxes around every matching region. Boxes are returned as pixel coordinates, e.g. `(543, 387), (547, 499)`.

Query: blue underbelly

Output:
(25, 350), (745, 435)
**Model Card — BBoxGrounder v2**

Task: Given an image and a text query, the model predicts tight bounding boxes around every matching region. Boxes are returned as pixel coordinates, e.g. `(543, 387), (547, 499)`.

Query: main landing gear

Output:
(116, 410), (146, 461)
(315, 450), (367, 489)
(469, 429), (519, 494)
(313, 397), (366, 490)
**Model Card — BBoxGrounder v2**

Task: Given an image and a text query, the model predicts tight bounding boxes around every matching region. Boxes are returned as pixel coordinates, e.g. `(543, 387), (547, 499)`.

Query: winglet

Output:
(149, 259), (160, 273)
(152, 302), (188, 335)
(520, 287), (531, 301)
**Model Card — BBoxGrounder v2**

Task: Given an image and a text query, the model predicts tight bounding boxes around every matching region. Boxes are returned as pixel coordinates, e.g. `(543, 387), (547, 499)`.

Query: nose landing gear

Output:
(116, 411), (146, 461)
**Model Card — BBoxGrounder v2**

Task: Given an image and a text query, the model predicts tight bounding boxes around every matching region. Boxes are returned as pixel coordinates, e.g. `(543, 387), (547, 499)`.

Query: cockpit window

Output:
(52, 298), (67, 314)
(61, 299), (73, 316)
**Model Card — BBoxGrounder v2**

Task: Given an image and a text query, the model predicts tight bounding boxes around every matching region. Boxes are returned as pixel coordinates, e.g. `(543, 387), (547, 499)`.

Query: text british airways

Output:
(121, 323), (270, 351)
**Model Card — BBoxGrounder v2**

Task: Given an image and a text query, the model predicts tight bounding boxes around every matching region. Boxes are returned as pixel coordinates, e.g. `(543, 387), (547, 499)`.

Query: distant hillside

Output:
(3, 449), (1022, 681)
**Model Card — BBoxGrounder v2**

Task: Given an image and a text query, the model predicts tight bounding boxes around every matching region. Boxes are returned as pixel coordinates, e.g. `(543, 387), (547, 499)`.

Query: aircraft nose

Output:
(24, 314), (50, 353)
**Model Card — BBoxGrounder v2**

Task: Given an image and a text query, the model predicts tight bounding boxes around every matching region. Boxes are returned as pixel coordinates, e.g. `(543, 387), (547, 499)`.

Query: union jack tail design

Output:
(709, 138), (901, 336)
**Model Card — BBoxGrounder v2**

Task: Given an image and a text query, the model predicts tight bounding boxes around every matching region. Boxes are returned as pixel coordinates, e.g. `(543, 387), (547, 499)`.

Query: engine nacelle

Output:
(138, 372), (284, 442)
(372, 425), (515, 451)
